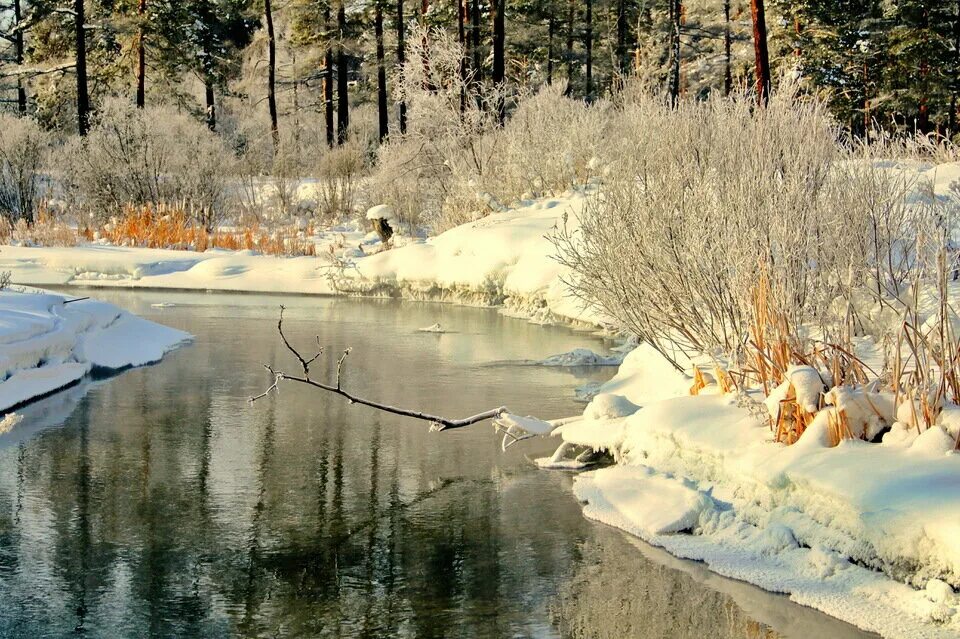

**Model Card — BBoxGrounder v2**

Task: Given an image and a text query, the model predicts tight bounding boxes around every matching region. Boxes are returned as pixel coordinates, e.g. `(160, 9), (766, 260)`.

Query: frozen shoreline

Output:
(3, 161), (960, 638)
(0, 290), (191, 419)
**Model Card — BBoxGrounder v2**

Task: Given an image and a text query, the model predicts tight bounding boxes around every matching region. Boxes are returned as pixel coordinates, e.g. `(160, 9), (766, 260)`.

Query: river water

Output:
(0, 291), (875, 638)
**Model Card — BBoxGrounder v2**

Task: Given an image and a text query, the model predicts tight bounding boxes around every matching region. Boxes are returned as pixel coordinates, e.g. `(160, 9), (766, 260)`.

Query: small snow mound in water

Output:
(150, 302), (175, 308)
(0, 412), (23, 435)
(540, 348), (622, 367)
(584, 393), (640, 420)
(417, 323), (445, 333)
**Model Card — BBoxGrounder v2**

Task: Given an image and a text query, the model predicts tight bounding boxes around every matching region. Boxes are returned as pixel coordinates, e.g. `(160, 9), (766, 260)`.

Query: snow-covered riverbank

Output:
(0, 191), (594, 326)
(0, 290), (189, 417)
(550, 344), (960, 639)
(2, 160), (960, 638)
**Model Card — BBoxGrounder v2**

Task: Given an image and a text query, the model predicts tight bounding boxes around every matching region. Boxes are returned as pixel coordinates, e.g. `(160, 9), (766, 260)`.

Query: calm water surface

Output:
(0, 291), (876, 639)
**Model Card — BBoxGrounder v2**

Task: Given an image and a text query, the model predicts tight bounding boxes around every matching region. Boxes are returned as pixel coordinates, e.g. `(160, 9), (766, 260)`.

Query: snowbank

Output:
(0, 290), (190, 417)
(560, 344), (960, 639)
(0, 191), (597, 326)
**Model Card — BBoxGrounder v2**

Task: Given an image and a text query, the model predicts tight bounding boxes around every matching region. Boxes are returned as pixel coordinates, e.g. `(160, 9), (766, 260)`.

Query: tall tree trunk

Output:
(615, 0), (626, 75)
(547, 17), (554, 84)
(585, 0), (593, 101)
(724, 0), (732, 95)
(565, 0), (574, 95)
(471, 0), (482, 80)
(205, 78), (216, 131)
(863, 60), (870, 137)
(491, 0), (505, 123)
(265, 0), (279, 150)
(917, 4), (930, 133)
(952, 0), (960, 133)
(669, 0), (680, 106)
(136, 0), (146, 107)
(75, 0), (90, 135)
(750, 0), (771, 104)
(13, 0), (26, 114)
(337, 0), (349, 144)
(397, 0), (407, 133)
(457, 0), (466, 114)
(324, 5), (335, 146)
(375, 0), (389, 140)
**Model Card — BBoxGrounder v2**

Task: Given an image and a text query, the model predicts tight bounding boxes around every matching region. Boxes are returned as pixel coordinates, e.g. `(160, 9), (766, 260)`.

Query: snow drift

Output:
(0, 290), (190, 416)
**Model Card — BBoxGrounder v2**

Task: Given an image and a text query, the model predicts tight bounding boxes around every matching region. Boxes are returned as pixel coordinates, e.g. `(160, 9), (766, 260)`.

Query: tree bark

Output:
(14, 0), (26, 114)
(669, 0), (680, 106)
(750, 0), (771, 104)
(265, 0), (279, 150)
(324, 5), (335, 147)
(471, 0), (482, 80)
(205, 78), (216, 131)
(724, 0), (732, 95)
(585, 0), (593, 101)
(136, 0), (146, 108)
(337, 0), (350, 144)
(565, 0), (574, 95)
(547, 16), (554, 84)
(457, 0), (466, 114)
(75, 0), (89, 135)
(397, 0), (407, 134)
(615, 0), (627, 75)
(491, 0), (505, 123)
(375, 0), (389, 140)
(952, 0), (960, 133)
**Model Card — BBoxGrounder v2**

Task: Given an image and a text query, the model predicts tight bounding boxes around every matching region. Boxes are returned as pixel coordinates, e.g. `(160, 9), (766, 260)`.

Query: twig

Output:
(251, 307), (510, 432)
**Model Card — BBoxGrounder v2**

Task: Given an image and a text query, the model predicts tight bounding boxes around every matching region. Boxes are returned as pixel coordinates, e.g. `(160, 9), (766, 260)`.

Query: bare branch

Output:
(251, 308), (511, 432)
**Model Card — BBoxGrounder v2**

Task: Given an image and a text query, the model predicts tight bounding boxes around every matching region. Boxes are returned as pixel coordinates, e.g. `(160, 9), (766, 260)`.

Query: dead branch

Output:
(250, 306), (510, 432)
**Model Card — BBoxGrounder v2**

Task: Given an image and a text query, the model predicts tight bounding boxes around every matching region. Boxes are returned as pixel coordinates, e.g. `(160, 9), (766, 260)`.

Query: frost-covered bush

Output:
(0, 114), (51, 225)
(554, 87), (928, 370)
(480, 84), (612, 199)
(314, 138), (368, 224)
(367, 24), (503, 232)
(62, 100), (231, 228)
(367, 26), (614, 232)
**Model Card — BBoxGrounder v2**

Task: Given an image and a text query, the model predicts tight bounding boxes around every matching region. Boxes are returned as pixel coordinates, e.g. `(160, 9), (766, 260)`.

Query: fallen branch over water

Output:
(251, 306), (536, 444)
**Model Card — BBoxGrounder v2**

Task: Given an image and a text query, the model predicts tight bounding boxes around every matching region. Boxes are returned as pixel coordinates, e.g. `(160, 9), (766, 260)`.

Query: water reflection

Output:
(0, 292), (876, 638)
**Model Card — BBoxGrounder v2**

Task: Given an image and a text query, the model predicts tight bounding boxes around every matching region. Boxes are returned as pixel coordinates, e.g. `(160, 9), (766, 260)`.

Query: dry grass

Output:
(0, 202), (317, 258)
(101, 204), (316, 257)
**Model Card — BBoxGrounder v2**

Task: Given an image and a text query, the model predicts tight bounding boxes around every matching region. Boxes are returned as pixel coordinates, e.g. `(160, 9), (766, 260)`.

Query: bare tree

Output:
(265, 0), (280, 151)
(375, 0), (389, 140)
(750, 0), (771, 103)
(136, 0), (146, 108)
(75, 0), (89, 135)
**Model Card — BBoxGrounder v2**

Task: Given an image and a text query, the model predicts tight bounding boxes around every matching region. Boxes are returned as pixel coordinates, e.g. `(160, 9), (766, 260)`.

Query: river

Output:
(0, 291), (875, 638)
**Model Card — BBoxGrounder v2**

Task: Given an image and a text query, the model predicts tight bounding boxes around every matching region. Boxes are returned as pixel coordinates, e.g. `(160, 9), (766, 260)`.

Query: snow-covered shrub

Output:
(478, 84), (612, 199)
(0, 114), (51, 225)
(366, 27), (615, 232)
(314, 138), (368, 225)
(554, 87), (926, 375)
(62, 99), (231, 228)
(366, 24), (503, 232)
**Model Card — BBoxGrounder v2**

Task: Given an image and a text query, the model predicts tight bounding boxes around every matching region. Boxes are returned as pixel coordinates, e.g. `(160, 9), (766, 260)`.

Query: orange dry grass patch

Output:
(103, 204), (316, 257)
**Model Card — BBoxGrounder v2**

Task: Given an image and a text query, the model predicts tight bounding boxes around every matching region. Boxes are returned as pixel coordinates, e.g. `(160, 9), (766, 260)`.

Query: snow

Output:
(539, 347), (622, 366)
(556, 343), (960, 638)
(0, 190), (598, 326)
(365, 204), (397, 221)
(0, 290), (190, 420)
(417, 322), (446, 333)
(2, 162), (960, 636)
